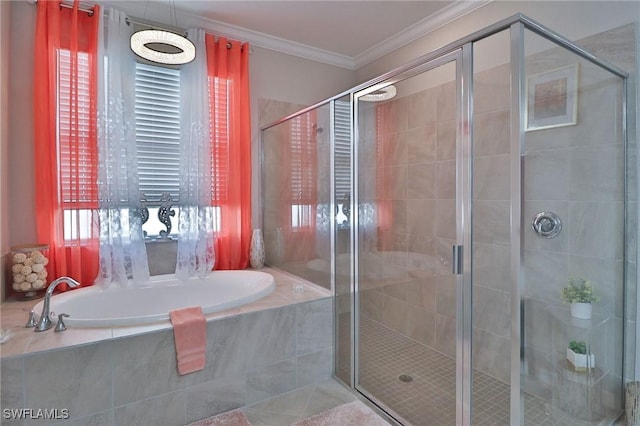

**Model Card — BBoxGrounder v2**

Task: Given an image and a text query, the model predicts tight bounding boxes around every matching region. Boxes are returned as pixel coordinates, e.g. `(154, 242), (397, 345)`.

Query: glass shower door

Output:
(354, 52), (468, 425)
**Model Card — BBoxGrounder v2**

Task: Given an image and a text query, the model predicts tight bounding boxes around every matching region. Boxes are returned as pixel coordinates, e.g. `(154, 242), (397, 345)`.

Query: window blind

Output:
(334, 100), (351, 202)
(289, 113), (316, 228)
(290, 114), (315, 203)
(209, 76), (229, 204)
(57, 49), (95, 207)
(134, 63), (181, 206)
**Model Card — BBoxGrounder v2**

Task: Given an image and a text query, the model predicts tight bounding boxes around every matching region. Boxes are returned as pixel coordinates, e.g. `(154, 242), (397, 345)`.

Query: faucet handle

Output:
(54, 313), (70, 332)
(25, 310), (37, 328)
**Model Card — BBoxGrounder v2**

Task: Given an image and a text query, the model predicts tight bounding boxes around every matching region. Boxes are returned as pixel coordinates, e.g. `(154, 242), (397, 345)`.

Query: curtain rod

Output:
(33, 1), (190, 36)
(33, 0), (245, 50)
(60, 1), (95, 16)
(30, 1), (96, 16)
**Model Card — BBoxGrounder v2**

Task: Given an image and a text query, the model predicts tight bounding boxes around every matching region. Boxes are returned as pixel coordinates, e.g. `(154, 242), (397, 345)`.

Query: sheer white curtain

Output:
(96, 8), (150, 286)
(176, 29), (215, 279)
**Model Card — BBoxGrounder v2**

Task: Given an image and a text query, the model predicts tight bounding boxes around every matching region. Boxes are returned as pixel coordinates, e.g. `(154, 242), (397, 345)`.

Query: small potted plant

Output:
(561, 276), (599, 319)
(566, 340), (595, 372)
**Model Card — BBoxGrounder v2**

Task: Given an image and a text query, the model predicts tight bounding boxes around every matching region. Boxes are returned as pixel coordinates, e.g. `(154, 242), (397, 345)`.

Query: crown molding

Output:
(107, 0), (491, 71)
(353, 0), (492, 69)
(174, 11), (356, 69)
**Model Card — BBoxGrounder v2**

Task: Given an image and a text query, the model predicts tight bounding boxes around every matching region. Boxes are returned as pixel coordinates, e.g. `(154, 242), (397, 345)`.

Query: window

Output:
(135, 63), (224, 237)
(134, 63), (181, 237)
(209, 76), (229, 205)
(289, 113), (317, 229)
(57, 56), (226, 240)
(57, 49), (95, 242)
(334, 100), (351, 227)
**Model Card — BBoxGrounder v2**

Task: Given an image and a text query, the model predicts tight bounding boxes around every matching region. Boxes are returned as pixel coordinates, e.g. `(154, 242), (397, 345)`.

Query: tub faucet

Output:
(34, 277), (80, 332)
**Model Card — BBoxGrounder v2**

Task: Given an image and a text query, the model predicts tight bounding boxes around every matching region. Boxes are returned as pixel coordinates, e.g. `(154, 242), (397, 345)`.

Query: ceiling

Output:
(101, 1), (489, 69)
(170, 1), (452, 57)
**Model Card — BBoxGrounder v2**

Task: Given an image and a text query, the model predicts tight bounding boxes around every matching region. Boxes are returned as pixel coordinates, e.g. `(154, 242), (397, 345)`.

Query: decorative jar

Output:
(10, 244), (49, 300)
(249, 229), (265, 269)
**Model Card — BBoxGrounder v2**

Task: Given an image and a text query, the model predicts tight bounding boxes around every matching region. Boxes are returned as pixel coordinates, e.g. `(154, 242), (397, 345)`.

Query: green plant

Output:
(568, 340), (587, 355)
(560, 277), (599, 304)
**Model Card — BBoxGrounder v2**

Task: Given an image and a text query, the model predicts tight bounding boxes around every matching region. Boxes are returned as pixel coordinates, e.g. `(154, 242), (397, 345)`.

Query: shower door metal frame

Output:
(510, 21), (526, 426)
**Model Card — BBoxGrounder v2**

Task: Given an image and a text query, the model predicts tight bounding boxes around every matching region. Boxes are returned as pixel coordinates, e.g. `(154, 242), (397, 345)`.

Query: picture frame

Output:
(526, 64), (578, 131)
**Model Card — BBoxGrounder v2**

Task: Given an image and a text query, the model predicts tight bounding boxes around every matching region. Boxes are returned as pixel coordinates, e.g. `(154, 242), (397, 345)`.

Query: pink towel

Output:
(169, 306), (206, 375)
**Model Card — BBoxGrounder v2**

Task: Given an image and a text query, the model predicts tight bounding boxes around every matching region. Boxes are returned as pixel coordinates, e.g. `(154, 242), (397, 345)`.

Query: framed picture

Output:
(526, 64), (578, 131)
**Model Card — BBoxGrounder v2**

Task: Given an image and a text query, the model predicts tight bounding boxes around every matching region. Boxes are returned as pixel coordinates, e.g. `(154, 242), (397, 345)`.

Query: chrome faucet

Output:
(34, 277), (80, 332)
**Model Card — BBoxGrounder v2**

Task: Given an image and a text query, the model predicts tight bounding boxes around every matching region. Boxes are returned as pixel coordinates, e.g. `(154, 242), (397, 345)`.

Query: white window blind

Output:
(57, 49), (95, 241)
(57, 49), (94, 206)
(209, 76), (229, 204)
(134, 63), (181, 206)
(334, 100), (351, 202)
(289, 113), (316, 229)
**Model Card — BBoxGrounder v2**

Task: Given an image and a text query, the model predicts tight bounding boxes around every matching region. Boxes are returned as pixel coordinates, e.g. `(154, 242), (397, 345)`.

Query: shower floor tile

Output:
(354, 316), (557, 426)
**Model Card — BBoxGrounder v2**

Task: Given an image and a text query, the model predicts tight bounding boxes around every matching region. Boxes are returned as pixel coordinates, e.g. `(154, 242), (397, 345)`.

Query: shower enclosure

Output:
(261, 15), (632, 425)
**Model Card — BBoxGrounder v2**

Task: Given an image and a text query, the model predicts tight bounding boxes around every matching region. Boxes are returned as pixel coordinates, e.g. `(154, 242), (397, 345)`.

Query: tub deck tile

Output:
(0, 268), (330, 358)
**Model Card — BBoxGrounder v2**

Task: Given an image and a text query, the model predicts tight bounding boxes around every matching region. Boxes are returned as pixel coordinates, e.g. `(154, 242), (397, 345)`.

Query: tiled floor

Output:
(355, 316), (560, 426)
(236, 379), (393, 425)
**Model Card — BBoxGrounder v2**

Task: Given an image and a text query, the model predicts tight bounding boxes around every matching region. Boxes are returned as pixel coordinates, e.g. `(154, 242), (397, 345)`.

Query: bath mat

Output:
(186, 409), (251, 426)
(291, 400), (389, 426)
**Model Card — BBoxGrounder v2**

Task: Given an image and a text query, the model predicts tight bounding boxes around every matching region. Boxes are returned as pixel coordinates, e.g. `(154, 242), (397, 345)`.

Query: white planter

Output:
(570, 302), (592, 319)
(566, 348), (595, 372)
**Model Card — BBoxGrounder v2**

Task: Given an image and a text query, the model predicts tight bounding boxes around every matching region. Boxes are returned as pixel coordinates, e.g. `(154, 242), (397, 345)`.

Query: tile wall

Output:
(0, 297), (333, 426)
(519, 24), (636, 412)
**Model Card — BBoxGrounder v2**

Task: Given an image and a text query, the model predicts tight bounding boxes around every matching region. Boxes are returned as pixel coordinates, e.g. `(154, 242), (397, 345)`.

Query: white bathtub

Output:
(32, 270), (275, 327)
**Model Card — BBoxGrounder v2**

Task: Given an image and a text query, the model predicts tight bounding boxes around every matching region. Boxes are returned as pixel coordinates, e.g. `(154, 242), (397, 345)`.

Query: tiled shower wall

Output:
(520, 24), (637, 403)
(0, 298), (332, 426)
(471, 57), (512, 384)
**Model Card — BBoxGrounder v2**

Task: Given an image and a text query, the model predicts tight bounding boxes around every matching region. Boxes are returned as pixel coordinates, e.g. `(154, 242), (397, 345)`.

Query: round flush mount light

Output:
(130, 30), (195, 65)
(360, 85), (397, 102)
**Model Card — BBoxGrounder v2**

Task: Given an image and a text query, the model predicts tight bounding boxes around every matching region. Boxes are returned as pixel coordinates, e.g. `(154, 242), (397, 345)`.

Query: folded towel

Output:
(169, 306), (206, 375)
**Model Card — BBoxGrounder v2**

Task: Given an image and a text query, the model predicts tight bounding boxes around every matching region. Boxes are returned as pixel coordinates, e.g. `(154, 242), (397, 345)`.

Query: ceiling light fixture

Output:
(360, 85), (397, 102)
(130, 29), (195, 65)
(130, 0), (194, 65)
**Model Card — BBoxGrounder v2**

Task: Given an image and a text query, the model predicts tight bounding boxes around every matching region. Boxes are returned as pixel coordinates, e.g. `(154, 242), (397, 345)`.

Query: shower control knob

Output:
(531, 211), (562, 239)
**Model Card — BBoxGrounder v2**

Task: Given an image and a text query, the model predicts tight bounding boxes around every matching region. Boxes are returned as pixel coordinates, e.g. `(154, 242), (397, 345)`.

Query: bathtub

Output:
(32, 270), (275, 327)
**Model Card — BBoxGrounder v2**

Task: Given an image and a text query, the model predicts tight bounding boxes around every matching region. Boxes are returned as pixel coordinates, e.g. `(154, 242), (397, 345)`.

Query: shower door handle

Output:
(452, 245), (463, 275)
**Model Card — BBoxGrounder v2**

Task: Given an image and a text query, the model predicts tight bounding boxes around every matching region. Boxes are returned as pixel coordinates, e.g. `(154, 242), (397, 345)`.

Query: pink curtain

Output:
(33, 0), (100, 289)
(205, 35), (252, 269)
